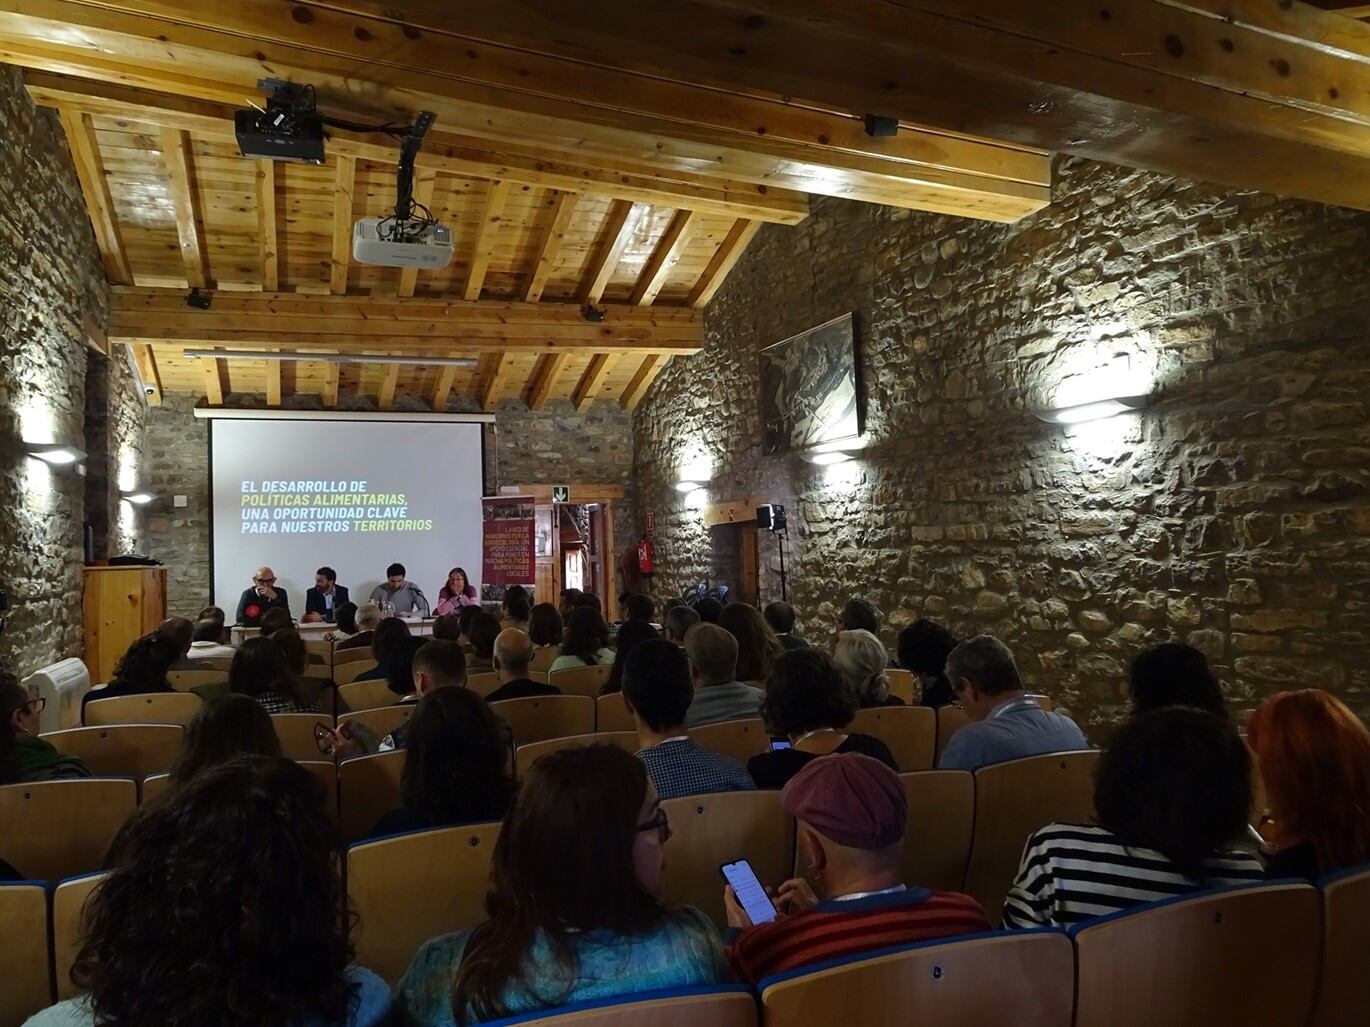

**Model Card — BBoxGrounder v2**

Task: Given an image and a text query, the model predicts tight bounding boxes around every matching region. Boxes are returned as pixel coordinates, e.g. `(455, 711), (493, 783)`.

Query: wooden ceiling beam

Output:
(525, 190), (579, 303)
(571, 353), (619, 412)
(525, 353), (571, 410)
(330, 155), (356, 295)
(688, 218), (762, 308)
(131, 344), (162, 407)
(397, 169), (438, 298)
(20, 75), (809, 225)
(201, 353), (225, 406)
(620, 354), (668, 412)
(429, 365), (458, 411)
(475, 353), (510, 411)
(631, 210), (698, 306)
(158, 127), (208, 289)
(377, 362), (400, 410)
(321, 364), (340, 408)
(577, 201), (637, 306)
(254, 159), (278, 291)
(265, 357), (282, 408)
(55, 107), (130, 284)
(464, 180), (511, 301)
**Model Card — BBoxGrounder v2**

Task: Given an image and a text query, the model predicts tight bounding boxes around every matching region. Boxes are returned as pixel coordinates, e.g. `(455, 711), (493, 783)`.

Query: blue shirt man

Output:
(937, 635), (1090, 772)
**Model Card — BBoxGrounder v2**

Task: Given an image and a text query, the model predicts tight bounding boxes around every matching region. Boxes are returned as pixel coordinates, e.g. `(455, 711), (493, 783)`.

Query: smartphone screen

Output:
(770, 740), (792, 751)
(721, 859), (778, 925)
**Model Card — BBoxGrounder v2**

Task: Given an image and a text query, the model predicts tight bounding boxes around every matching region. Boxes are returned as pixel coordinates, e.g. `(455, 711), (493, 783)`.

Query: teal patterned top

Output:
(396, 907), (727, 1026)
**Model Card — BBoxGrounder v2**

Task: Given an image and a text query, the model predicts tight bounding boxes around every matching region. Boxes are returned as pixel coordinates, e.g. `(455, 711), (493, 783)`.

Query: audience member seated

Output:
(234, 565), (292, 625)
(24, 756), (389, 1027)
(1, 672), (90, 782)
(550, 607), (616, 673)
(327, 601), (360, 641)
(384, 637), (427, 698)
(573, 591), (603, 613)
(624, 593), (656, 624)
(500, 585), (532, 632)
(167, 693), (281, 788)
(435, 568), (479, 617)
(158, 617), (195, 663)
(183, 618), (237, 661)
(663, 604), (700, 645)
(370, 688), (515, 839)
(528, 602), (564, 651)
(895, 619), (958, 709)
(456, 605), (484, 645)
(1003, 706), (1264, 929)
(334, 602), (380, 651)
(937, 636), (1089, 771)
(197, 605), (226, 628)
(626, 640), (753, 801)
(370, 562), (430, 617)
(748, 649), (898, 789)
(1248, 689), (1370, 879)
(603, 619), (661, 695)
(837, 596), (880, 637)
(558, 588), (583, 618)
(485, 630), (560, 704)
(228, 634), (320, 714)
(834, 628), (903, 707)
(466, 612), (503, 673)
(331, 640), (470, 758)
(764, 601), (809, 652)
(396, 745), (725, 1025)
(268, 629), (327, 712)
(304, 566), (349, 624)
(431, 613), (463, 642)
(682, 624), (764, 728)
(1129, 642), (1227, 717)
(726, 753), (988, 984)
(693, 596), (723, 625)
(82, 632), (179, 713)
(258, 605), (294, 638)
(718, 602), (784, 684)
(353, 617), (413, 683)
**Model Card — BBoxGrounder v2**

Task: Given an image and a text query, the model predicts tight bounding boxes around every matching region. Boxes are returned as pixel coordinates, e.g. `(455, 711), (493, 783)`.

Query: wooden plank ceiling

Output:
(6, 0), (1369, 410)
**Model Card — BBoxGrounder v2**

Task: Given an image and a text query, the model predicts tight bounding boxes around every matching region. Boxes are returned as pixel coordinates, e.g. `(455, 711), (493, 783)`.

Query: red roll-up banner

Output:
(481, 496), (535, 586)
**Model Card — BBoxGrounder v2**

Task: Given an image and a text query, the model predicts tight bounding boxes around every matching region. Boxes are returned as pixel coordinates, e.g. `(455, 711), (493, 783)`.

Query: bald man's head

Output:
(494, 628), (533, 676)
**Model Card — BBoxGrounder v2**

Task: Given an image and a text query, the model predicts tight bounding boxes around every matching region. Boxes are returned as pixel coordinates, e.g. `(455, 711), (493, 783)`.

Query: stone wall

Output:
(143, 395), (636, 615)
(85, 350), (148, 559)
(633, 156), (1370, 732)
(0, 65), (143, 676)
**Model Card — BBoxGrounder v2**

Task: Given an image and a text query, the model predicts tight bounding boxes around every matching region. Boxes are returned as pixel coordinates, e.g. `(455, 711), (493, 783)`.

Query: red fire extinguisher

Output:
(637, 537), (655, 576)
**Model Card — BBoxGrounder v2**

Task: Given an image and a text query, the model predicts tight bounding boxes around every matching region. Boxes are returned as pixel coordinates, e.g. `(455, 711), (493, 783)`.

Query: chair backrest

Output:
(759, 929), (1073, 1027)
(466, 671), (502, 698)
(1073, 882), (1322, 1027)
(850, 705), (936, 772)
(336, 678), (401, 714)
(270, 712), (335, 762)
(515, 731), (639, 779)
(596, 692), (635, 733)
(43, 724), (184, 779)
(304, 637), (334, 660)
(1313, 864), (1370, 1027)
(348, 821), (501, 986)
(547, 663), (612, 698)
(530, 645), (560, 673)
(53, 872), (109, 1000)
(84, 691), (203, 727)
(334, 661), (381, 684)
(688, 718), (769, 764)
(484, 986), (760, 1025)
(167, 667), (231, 691)
(965, 750), (1099, 920)
(1025, 694), (1055, 712)
(141, 761), (337, 821)
(338, 749), (408, 843)
(301, 661), (333, 680)
(934, 705), (971, 762)
(333, 644), (377, 665)
(338, 705), (415, 747)
(661, 790), (794, 928)
(0, 882), (51, 1026)
(0, 779), (138, 882)
(490, 695), (595, 746)
(885, 667), (917, 705)
(901, 771), (976, 892)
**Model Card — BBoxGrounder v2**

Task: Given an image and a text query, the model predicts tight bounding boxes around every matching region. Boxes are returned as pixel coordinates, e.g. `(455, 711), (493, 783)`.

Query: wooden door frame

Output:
(505, 483), (625, 622)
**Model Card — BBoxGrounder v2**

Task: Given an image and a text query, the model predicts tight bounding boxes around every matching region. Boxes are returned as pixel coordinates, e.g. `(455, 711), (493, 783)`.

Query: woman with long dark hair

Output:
(717, 602), (783, 684)
(435, 568), (479, 617)
(550, 607), (614, 672)
(370, 688), (513, 838)
(26, 756), (389, 1027)
(895, 619), (958, 709)
(168, 694), (281, 787)
(1128, 642), (1227, 718)
(602, 619), (660, 695)
(396, 745), (724, 1025)
(528, 603), (563, 649)
(81, 632), (180, 716)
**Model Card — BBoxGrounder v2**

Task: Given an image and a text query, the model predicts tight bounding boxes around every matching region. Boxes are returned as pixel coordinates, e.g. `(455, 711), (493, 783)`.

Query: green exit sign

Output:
(552, 485), (570, 503)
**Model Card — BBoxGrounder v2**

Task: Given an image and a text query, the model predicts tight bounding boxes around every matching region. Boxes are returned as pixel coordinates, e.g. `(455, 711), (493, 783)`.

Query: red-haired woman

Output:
(1249, 689), (1370, 879)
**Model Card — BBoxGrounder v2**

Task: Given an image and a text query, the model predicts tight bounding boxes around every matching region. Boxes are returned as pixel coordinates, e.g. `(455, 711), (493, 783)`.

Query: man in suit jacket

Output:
(304, 566), (349, 624)
(235, 566), (291, 625)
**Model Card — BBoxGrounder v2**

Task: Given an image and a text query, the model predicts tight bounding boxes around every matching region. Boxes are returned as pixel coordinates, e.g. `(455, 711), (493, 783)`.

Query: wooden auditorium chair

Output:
(529, 646), (559, 674)
(336, 678), (403, 715)
(1072, 882), (1321, 1027)
(885, 667), (917, 705)
(466, 986), (758, 1026)
(759, 929), (1074, 1027)
(489, 695), (595, 747)
(141, 761), (338, 821)
(850, 705), (936, 772)
(546, 664), (612, 698)
(338, 749), (406, 843)
(900, 771), (976, 892)
(687, 718), (769, 764)
(1311, 863), (1370, 1027)
(338, 705), (415, 745)
(83, 691), (203, 727)
(52, 871), (108, 1000)
(0, 882), (52, 1026)
(41, 724), (184, 779)
(348, 821), (502, 986)
(934, 705), (971, 763)
(269, 713), (336, 763)
(464, 671), (502, 698)
(596, 693), (635, 733)
(167, 667), (231, 691)
(963, 750), (1099, 920)
(515, 731), (638, 779)
(333, 645), (378, 666)
(333, 660), (381, 684)
(0, 778), (137, 882)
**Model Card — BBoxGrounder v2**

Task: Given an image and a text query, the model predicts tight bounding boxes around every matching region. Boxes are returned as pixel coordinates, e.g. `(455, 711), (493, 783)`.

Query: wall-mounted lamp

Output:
(25, 443), (86, 466)
(674, 479), (705, 493)
(800, 434), (868, 466)
(121, 490), (157, 505)
(1035, 394), (1149, 425)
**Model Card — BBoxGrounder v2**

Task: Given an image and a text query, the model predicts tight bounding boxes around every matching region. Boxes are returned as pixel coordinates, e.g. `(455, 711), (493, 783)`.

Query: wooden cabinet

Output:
(83, 566), (167, 684)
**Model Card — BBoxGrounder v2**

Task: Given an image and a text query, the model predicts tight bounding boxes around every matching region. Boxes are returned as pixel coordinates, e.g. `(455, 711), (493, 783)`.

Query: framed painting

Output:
(759, 313), (861, 456)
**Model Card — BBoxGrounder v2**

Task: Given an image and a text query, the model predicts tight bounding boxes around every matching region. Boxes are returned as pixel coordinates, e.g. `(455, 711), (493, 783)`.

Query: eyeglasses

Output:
(636, 807), (671, 844)
(256, 576), (277, 585)
(12, 697), (46, 716)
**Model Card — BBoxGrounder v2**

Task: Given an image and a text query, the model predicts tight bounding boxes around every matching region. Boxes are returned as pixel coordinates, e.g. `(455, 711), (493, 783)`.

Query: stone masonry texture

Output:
(633, 156), (1370, 735)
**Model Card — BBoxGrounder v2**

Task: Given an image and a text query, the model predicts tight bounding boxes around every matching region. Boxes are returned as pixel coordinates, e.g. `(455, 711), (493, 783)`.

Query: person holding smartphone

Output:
(722, 753), (989, 985)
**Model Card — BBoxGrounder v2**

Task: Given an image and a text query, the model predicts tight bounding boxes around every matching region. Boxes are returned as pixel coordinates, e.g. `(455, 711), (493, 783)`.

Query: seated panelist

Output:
(234, 566), (291, 625)
(303, 566), (350, 624)
(369, 562), (430, 617)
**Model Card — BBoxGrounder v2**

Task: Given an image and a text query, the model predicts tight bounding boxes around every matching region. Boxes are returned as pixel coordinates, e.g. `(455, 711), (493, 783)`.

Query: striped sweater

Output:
(1002, 823), (1267, 929)
(727, 887), (990, 985)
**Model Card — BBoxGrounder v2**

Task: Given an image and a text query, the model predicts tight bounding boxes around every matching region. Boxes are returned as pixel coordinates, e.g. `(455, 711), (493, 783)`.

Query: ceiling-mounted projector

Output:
(353, 218), (453, 268)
